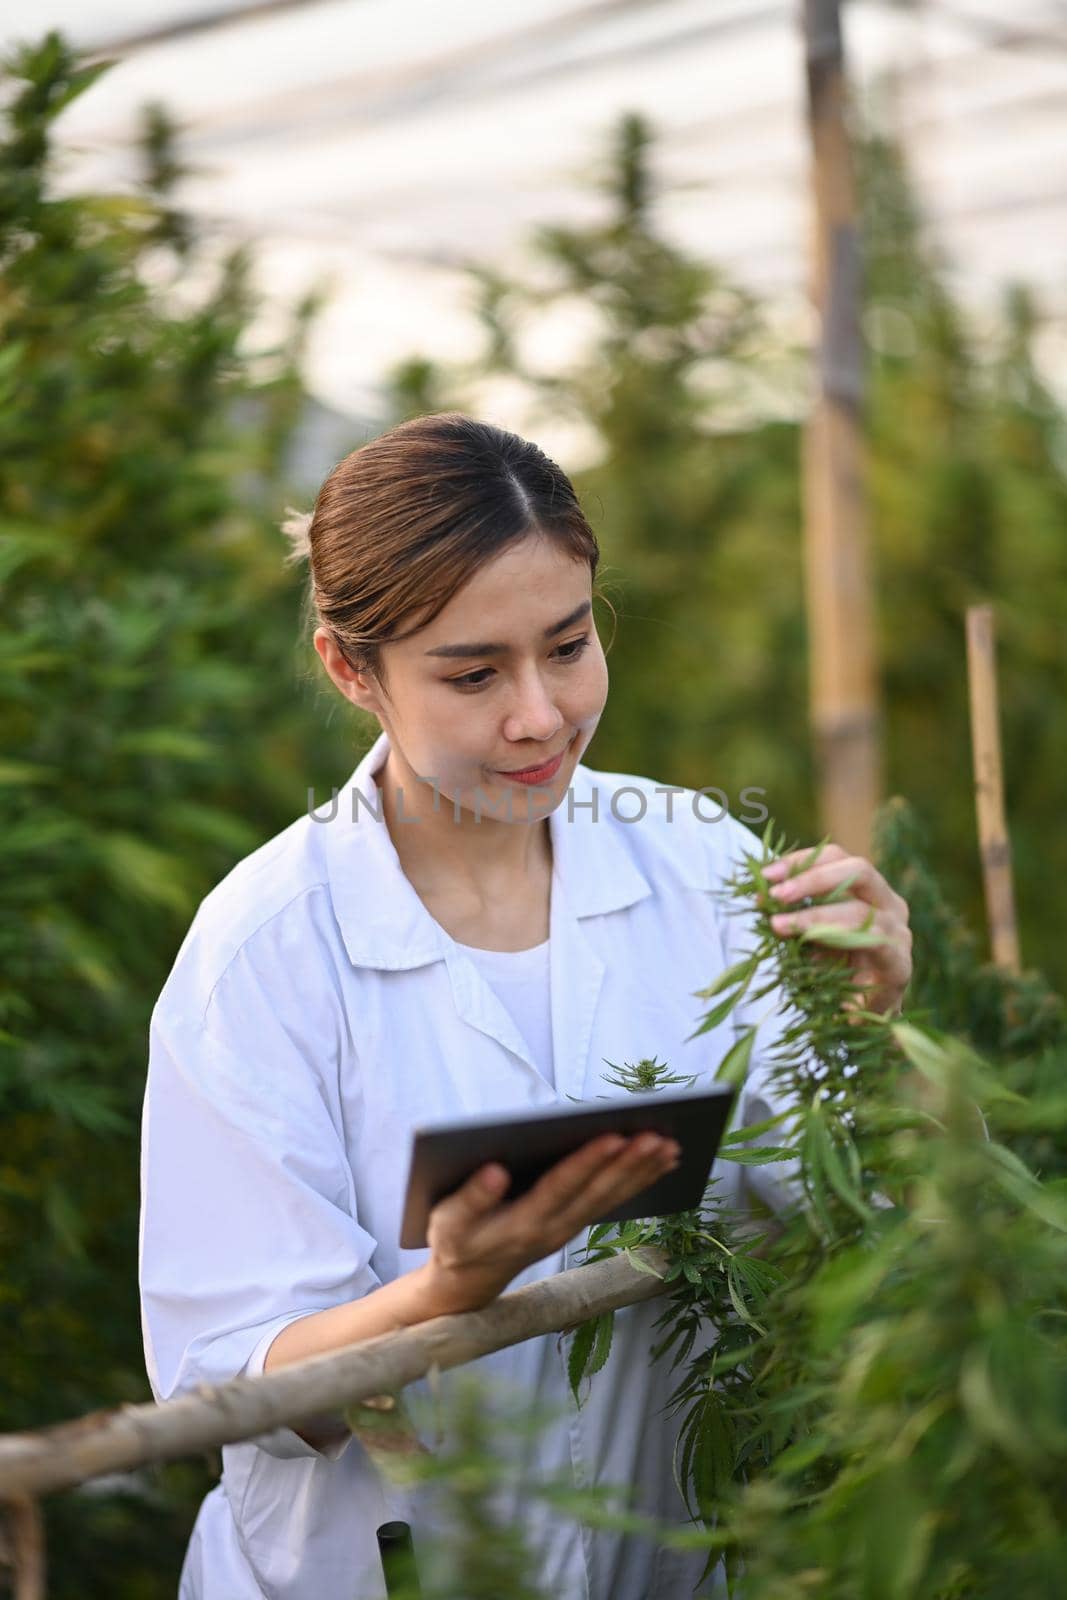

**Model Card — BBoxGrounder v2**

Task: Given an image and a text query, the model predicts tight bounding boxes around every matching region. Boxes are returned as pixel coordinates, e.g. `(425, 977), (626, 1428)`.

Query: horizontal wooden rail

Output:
(0, 1247), (669, 1501)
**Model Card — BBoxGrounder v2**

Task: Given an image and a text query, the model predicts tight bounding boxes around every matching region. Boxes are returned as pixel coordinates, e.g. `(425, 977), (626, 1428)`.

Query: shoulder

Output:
(156, 809), (341, 1029)
(572, 757), (769, 897)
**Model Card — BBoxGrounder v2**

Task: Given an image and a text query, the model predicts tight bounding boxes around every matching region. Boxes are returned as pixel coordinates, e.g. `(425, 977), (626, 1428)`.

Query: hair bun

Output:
(281, 506), (313, 566)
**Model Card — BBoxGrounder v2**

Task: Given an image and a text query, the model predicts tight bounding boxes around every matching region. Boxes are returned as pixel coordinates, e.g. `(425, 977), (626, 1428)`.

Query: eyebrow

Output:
(423, 600), (592, 659)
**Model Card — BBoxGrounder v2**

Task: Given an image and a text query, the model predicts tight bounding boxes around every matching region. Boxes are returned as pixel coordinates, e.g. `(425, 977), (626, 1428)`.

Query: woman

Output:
(139, 412), (912, 1599)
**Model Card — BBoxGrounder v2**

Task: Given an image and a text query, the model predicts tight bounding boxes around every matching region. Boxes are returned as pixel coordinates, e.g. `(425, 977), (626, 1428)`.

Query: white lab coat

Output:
(139, 730), (798, 1600)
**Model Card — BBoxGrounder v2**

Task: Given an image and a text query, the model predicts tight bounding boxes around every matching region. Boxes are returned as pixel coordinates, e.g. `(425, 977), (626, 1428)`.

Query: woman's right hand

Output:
(418, 1131), (681, 1317)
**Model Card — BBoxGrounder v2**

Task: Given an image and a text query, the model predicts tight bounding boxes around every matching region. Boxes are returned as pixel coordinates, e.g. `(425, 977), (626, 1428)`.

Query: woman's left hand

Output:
(762, 843), (913, 1019)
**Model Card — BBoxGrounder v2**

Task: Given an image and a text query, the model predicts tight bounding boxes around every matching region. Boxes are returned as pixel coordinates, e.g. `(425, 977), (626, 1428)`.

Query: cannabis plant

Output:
(570, 811), (1067, 1597)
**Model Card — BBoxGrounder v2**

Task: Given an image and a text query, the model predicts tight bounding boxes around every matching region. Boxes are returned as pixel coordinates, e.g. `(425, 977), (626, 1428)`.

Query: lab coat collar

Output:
(322, 728), (653, 972)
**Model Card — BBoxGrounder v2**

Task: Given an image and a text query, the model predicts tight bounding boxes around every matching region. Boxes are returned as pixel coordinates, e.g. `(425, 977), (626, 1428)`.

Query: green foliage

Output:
(568, 808), (1067, 1595)
(873, 796), (1067, 1183)
(0, 33), (356, 1595)
(859, 127), (1067, 993)
(722, 1033), (1067, 1599)
(570, 822), (890, 1508)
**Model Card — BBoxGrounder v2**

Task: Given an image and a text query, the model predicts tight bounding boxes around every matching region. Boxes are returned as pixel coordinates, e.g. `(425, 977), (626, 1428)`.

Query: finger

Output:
(542, 1135), (682, 1238)
(767, 853), (910, 925)
(577, 1131), (681, 1204)
(762, 842), (846, 881)
(766, 854), (875, 908)
(463, 1134), (679, 1262)
(507, 1133), (678, 1241)
(572, 1139), (681, 1209)
(470, 1133), (628, 1245)
(431, 1161), (512, 1230)
(806, 945), (849, 965)
(526, 1132), (672, 1220)
(769, 899), (886, 939)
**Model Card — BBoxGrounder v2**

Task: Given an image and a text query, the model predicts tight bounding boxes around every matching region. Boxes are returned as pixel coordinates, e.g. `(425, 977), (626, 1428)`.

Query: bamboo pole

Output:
(801, 0), (882, 857)
(0, 1496), (44, 1600)
(965, 605), (1021, 973)
(0, 1247), (668, 1502)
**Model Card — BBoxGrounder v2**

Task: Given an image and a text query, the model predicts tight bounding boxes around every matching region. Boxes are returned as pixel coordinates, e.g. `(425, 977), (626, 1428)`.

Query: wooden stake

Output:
(0, 1495), (45, 1600)
(965, 605), (1021, 973)
(0, 1247), (668, 1501)
(801, 0), (882, 856)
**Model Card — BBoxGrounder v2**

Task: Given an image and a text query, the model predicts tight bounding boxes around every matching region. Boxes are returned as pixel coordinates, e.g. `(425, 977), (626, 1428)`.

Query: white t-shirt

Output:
(455, 937), (554, 1089)
(139, 728), (803, 1600)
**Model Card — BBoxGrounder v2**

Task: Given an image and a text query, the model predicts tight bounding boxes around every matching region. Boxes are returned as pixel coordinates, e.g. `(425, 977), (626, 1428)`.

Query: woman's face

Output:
(317, 533), (609, 823)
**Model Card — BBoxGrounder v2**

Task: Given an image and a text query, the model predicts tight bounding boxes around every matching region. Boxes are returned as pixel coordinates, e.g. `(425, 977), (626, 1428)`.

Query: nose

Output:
(502, 665), (565, 744)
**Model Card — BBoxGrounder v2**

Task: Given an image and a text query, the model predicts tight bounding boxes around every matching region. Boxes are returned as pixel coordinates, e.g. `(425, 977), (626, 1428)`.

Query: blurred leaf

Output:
(714, 1024), (756, 1087)
(718, 1145), (795, 1166)
(115, 729), (214, 762)
(0, 761), (56, 785)
(798, 923), (889, 950)
(93, 832), (195, 913)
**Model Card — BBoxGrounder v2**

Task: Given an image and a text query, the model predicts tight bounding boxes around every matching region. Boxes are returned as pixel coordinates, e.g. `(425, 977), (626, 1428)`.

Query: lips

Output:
(500, 752), (566, 776)
(494, 740), (572, 781)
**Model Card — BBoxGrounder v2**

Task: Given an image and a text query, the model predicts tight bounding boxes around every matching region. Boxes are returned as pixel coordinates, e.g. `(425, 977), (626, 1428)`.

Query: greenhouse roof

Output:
(3, 0), (1066, 441)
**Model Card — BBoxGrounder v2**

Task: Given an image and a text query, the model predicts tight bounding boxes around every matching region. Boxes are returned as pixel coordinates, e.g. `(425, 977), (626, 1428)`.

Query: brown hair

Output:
(283, 412), (615, 691)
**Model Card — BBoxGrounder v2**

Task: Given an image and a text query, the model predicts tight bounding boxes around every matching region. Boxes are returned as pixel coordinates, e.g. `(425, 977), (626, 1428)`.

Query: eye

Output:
(450, 668), (494, 691)
(554, 635), (592, 664)
(447, 634), (592, 692)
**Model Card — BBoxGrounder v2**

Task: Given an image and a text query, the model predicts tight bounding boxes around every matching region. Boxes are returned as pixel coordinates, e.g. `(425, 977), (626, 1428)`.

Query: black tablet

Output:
(398, 1087), (736, 1250)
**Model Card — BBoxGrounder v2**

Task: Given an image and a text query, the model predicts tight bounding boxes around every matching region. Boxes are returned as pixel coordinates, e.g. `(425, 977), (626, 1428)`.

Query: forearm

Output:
(262, 1262), (444, 1374)
(261, 1264), (451, 1453)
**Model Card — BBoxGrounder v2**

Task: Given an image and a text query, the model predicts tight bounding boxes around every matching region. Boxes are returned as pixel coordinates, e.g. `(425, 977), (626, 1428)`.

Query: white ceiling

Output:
(4, 0), (1067, 450)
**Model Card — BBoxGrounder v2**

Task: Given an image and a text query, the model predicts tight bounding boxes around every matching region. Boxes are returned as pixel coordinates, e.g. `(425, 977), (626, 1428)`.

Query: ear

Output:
(313, 628), (384, 716)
